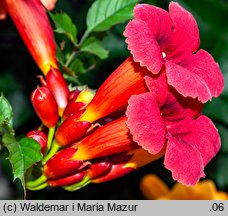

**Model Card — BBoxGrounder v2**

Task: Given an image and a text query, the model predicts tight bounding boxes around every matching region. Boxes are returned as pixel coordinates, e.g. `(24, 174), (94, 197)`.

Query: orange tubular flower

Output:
(42, 117), (165, 187)
(4, 0), (58, 75)
(79, 56), (148, 123)
(72, 116), (139, 161)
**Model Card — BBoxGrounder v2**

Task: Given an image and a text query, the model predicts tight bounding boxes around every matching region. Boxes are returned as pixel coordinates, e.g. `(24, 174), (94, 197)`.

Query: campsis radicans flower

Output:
(28, 117), (164, 189)
(2, 0), (70, 114)
(124, 2), (224, 102)
(53, 57), (147, 147)
(3, 0), (58, 75)
(0, 0), (57, 19)
(26, 130), (48, 154)
(31, 86), (59, 128)
(126, 72), (221, 185)
(78, 56), (148, 123)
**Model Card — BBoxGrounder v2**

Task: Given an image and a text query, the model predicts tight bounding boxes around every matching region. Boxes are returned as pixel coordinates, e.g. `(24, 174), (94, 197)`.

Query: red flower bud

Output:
(26, 130), (47, 154)
(46, 67), (69, 116)
(92, 153), (134, 183)
(55, 114), (91, 146)
(47, 170), (87, 187)
(63, 89), (94, 120)
(31, 86), (59, 128)
(44, 147), (83, 179)
(68, 89), (81, 101)
(62, 102), (86, 120)
(87, 160), (112, 180)
(92, 148), (165, 183)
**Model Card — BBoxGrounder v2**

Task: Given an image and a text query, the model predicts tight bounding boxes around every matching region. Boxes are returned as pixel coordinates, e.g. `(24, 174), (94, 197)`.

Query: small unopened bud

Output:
(44, 147), (83, 179)
(31, 86), (59, 128)
(55, 114), (91, 146)
(63, 90), (94, 120)
(26, 130), (47, 154)
(48, 170), (87, 187)
(87, 160), (112, 179)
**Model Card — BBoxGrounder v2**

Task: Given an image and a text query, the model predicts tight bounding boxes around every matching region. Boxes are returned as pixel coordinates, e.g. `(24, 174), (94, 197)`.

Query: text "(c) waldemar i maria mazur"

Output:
(20, 202), (139, 212)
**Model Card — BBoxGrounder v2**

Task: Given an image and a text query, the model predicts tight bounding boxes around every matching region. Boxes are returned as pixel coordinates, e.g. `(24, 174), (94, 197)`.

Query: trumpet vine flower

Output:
(126, 73), (221, 185)
(26, 118), (164, 190)
(25, 1), (224, 190)
(2, 0), (70, 114)
(124, 2), (224, 102)
(3, 0), (58, 75)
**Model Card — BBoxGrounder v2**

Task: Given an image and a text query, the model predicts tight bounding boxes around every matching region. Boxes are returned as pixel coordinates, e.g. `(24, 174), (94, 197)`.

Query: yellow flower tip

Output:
(140, 174), (170, 200)
(42, 62), (59, 76)
(125, 147), (166, 169)
(76, 90), (95, 104)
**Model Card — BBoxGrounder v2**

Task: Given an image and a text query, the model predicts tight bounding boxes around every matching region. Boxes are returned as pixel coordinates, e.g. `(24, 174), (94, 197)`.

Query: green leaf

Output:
(3, 135), (42, 186)
(0, 94), (13, 133)
(49, 12), (78, 45)
(69, 58), (86, 74)
(204, 97), (228, 125)
(216, 123), (228, 153)
(207, 153), (228, 189)
(86, 0), (138, 32)
(81, 37), (109, 59)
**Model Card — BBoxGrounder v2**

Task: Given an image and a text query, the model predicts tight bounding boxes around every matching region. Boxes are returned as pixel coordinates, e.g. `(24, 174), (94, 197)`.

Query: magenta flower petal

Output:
(133, 4), (172, 42)
(166, 50), (224, 102)
(164, 136), (204, 186)
(144, 70), (169, 106)
(124, 4), (173, 74)
(177, 115), (221, 167)
(124, 19), (163, 73)
(168, 2), (199, 54)
(165, 115), (220, 185)
(126, 93), (166, 154)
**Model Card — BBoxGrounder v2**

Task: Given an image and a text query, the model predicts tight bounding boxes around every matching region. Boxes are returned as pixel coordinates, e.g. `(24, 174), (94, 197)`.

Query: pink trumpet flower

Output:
(126, 72), (221, 185)
(124, 2), (224, 102)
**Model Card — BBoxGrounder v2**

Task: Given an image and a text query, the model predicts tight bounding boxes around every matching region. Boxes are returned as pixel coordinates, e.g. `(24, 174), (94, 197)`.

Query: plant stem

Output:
(65, 50), (77, 67)
(79, 30), (90, 46)
(62, 176), (90, 191)
(42, 140), (60, 165)
(26, 182), (48, 191)
(47, 127), (55, 151)
(26, 174), (47, 189)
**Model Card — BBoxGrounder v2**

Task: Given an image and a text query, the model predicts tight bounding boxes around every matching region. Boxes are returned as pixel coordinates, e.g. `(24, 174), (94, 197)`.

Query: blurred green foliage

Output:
(0, 0), (228, 199)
